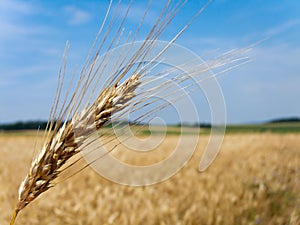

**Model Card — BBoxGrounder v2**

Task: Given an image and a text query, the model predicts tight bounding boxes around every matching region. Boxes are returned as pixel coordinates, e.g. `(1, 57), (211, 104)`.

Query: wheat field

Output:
(1, 131), (299, 225)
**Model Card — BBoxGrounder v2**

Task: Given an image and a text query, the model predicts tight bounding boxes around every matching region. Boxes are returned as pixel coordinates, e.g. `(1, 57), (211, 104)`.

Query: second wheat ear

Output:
(10, 1), (249, 224)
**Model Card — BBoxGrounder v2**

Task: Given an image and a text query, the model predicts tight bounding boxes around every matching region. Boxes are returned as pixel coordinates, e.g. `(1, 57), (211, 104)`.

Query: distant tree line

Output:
(0, 121), (48, 130)
(176, 122), (212, 128)
(268, 117), (300, 123)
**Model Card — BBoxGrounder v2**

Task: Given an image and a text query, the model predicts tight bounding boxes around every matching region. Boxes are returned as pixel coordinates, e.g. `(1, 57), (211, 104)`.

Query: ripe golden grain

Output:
(1, 133), (299, 224)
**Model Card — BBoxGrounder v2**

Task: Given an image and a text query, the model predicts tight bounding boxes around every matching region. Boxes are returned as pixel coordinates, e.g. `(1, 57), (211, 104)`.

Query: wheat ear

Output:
(9, 1), (188, 223)
(10, 0), (249, 224)
(10, 73), (141, 222)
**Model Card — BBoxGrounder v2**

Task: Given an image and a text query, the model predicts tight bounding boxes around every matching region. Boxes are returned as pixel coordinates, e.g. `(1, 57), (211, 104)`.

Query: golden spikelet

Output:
(11, 73), (142, 222)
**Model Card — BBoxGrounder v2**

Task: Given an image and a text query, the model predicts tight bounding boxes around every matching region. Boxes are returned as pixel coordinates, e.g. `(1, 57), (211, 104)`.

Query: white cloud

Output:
(219, 42), (300, 123)
(0, 20), (50, 39)
(253, 43), (300, 75)
(0, 0), (52, 40)
(117, 3), (159, 26)
(0, 0), (35, 15)
(1, 65), (54, 79)
(64, 6), (92, 25)
(264, 19), (300, 37)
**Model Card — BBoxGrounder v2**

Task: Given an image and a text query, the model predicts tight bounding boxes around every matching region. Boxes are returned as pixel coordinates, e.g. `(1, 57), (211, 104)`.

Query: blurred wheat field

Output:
(1, 132), (299, 225)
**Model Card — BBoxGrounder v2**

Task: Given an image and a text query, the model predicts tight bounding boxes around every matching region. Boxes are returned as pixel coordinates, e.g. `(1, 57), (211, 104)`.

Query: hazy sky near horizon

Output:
(1, 0), (299, 124)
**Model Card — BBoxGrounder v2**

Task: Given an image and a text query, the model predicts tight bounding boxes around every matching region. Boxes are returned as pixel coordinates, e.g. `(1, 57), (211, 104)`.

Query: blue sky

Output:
(0, 0), (299, 124)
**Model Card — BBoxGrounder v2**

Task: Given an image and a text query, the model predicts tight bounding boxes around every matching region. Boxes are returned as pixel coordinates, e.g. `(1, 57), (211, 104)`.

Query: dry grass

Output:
(1, 132), (299, 225)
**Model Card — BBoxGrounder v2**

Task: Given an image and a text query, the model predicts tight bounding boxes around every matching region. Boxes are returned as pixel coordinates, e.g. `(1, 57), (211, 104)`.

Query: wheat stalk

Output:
(10, 1), (249, 224)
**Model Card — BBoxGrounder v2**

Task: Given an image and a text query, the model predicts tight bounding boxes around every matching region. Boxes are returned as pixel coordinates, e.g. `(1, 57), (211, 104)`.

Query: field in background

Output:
(129, 122), (300, 135)
(0, 131), (299, 225)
